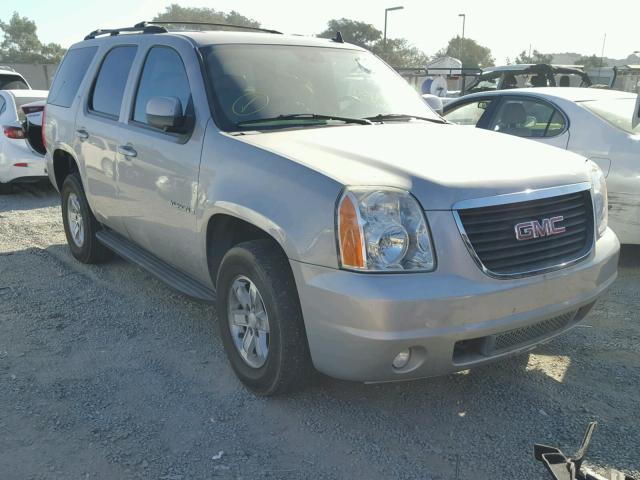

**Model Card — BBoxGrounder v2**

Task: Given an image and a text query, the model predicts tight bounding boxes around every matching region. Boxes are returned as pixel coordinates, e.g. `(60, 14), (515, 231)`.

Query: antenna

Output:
(332, 31), (344, 43)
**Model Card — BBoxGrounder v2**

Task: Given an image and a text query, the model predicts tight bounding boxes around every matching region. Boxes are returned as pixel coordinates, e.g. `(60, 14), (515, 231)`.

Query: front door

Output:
(116, 43), (208, 281)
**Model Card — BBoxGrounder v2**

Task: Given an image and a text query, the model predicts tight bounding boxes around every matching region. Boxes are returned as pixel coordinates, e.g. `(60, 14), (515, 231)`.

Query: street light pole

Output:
(458, 13), (466, 62)
(384, 6), (404, 51)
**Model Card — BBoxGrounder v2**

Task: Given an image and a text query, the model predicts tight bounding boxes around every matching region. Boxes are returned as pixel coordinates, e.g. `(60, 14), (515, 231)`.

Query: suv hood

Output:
(233, 122), (590, 210)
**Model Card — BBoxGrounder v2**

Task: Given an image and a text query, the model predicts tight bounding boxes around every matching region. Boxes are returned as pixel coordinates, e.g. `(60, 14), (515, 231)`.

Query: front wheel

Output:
(216, 240), (312, 396)
(61, 174), (111, 264)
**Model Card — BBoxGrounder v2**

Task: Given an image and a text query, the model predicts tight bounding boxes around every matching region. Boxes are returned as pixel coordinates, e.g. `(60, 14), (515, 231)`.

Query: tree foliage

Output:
(512, 49), (553, 64)
(436, 36), (494, 68)
(318, 18), (428, 67)
(153, 4), (261, 30)
(0, 12), (65, 63)
(575, 54), (607, 68)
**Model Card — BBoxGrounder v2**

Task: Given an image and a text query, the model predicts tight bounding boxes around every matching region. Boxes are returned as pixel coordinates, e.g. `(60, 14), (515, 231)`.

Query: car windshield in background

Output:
(580, 97), (640, 135)
(0, 74), (29, 90)
(201, 44), (440, 130)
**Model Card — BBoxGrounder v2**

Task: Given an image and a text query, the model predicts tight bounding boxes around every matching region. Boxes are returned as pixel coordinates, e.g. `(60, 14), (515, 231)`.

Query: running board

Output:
(96, 229), (216, 303)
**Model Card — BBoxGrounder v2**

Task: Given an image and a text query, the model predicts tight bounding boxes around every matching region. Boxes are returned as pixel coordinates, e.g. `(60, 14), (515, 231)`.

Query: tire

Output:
(216, 239), (313, 396)
(0, 182), (12, 194)
(60, 173), (111, 264)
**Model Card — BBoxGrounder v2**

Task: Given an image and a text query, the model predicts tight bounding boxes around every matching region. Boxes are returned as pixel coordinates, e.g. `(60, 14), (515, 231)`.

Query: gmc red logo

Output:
(514, 216), (566, 241)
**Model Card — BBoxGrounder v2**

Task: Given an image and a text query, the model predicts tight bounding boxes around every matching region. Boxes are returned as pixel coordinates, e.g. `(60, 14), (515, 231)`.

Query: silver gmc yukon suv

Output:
(44, 23), (620, 395)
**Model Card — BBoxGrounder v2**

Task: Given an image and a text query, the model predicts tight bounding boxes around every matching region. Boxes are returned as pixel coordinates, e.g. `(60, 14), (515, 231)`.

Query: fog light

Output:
(392, 349), (411, 369)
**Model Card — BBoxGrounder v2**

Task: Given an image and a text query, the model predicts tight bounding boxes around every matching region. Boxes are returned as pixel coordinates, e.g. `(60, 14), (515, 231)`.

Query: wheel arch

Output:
(52, 148), (80, 191)
(205, 208), (294, 286)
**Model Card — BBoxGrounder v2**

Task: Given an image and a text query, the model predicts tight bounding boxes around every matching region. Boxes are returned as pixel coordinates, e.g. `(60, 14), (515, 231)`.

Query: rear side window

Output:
(90, 46), (137, 118)
(48, 46), (97, 107)
(132, 47), (192, 125)
(489, 99), (566, 138)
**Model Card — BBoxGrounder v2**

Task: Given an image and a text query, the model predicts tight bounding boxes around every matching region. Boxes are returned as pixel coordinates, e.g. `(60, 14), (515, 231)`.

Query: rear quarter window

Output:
(48, 46), (98, 108)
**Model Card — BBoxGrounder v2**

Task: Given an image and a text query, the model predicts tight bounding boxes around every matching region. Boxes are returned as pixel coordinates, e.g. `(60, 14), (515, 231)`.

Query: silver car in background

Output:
(443, 88), (640, 244)
(44, 23), (619, 395)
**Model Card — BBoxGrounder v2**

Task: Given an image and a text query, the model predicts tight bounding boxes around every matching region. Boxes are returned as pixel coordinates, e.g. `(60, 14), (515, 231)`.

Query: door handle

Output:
(117, 145), (137, 159)
(75, 129), (89, 140)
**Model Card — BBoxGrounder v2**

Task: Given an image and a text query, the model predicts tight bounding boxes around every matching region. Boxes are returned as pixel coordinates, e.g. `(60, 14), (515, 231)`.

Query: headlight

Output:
(336, 187), (435, 272)
(587, 160), (608, 238)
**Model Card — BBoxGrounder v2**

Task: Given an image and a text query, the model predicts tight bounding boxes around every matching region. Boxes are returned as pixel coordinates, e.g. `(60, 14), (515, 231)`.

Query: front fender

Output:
(196, 125), (343, 268)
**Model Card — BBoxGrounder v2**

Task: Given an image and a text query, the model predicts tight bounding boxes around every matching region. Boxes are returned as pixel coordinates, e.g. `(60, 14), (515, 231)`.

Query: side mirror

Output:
(146, 96), (184, 131)
(421, 94), (444, 115)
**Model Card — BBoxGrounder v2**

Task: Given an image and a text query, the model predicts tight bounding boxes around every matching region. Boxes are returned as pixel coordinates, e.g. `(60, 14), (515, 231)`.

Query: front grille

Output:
(457, 189), (594, 276)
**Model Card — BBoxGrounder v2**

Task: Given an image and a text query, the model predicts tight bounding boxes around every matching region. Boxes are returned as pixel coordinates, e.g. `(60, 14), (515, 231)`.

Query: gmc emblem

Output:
(514, 216), (566, 241)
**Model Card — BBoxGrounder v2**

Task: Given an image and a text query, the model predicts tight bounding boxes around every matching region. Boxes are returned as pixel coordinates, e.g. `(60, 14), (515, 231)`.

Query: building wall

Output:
(1, 63), (58, 90)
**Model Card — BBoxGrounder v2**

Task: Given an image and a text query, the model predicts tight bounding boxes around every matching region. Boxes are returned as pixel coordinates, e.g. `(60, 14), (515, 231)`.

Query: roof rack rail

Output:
(84, 22), (167, 40)
(145, 20), (282, 35)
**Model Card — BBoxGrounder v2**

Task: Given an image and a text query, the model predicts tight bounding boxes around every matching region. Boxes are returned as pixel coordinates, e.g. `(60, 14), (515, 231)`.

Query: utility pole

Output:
(383, 6), (404, 52)
(598, 33), (607, 79)
(458, 13), (466, 62)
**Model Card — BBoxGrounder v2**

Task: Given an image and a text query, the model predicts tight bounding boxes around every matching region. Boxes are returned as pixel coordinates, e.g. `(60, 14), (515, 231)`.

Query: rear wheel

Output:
(216, 240), (312, 396)
(0, 182), (12, 194)
(61, 174), (111, 263)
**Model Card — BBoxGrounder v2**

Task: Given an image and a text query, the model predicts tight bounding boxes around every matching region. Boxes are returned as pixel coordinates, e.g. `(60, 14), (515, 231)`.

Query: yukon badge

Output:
(514, 216), (566, 241)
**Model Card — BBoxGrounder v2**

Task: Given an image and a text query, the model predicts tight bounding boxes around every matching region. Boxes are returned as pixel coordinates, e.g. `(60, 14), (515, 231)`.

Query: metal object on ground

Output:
(535, 422), (636, 480)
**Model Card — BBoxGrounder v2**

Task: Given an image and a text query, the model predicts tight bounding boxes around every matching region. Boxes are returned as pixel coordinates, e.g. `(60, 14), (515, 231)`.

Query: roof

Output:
(0, 68), (23, 76)
(453, 87), (635, 104)
(482, 64), (585, 74)
(2, 89), (48, 98)
(77, 29), (363, 51)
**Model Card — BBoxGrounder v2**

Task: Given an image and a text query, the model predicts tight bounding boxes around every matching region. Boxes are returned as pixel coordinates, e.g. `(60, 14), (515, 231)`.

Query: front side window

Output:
(489, 99), (565, 138)
(444, 99), (493, 126)
(48, 46), (97, 108)
(90, 46), (137, 118)
(133, 47), (192, 126)
(201, 44), (440, 131)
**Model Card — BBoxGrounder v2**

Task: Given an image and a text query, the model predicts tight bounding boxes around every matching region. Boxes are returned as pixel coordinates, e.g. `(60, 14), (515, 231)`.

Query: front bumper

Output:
(290, 221), (619, 382)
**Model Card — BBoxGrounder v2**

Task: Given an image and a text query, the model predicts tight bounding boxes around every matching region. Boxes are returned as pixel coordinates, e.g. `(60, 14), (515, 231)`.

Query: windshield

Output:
(0, 74), (29, 90)
(201, 44), (439, 130)
(580, 97), (640, 135)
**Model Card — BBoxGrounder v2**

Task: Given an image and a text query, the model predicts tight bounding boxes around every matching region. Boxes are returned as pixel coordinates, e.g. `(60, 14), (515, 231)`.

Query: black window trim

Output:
(87, 44), (138, 122)
(486, 94), (570, 139)
(127, 44), (195, 140)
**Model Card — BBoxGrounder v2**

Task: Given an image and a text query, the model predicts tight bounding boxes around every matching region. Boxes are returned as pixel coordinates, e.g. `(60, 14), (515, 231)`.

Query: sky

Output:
(1, 0), (638, 64)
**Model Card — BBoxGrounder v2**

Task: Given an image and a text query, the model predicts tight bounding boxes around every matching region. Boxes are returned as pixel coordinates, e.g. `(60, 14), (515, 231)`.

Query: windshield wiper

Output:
(364, 113), (446, 124)
(237, 113), (372, 127)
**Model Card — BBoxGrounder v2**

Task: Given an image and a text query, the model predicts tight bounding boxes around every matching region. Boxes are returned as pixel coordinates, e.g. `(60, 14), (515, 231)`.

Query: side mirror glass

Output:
(146, 96), (184, 131)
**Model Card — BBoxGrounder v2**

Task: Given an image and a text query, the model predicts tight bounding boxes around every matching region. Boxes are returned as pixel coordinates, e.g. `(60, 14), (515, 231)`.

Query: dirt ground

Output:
(1, 183), (638, 480)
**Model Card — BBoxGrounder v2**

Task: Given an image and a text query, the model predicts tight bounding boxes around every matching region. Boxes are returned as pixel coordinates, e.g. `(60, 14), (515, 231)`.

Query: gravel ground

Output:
(1, 183), (638, 480)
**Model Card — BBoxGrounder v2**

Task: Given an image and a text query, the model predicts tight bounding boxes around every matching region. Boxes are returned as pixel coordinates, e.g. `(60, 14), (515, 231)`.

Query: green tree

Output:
(0, 12), (65, 63)
(513, 49), (553, 64)
(437, 36), (494, 68)
(575, 54), (607, 68)
(318, 18), (382, 50)
(318, 18), (429, 67)
(153, 4), (260, 30)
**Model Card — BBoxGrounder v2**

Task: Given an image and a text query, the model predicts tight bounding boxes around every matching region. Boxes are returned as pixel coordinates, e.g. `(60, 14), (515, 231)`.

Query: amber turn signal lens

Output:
(338, 193), (365, 269)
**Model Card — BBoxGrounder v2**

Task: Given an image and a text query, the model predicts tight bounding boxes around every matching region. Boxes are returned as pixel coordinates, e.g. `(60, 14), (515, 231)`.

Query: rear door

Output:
(484, 96), (570, 149)
(76, 45), (138, 234)
(116, 39), (209, 279)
